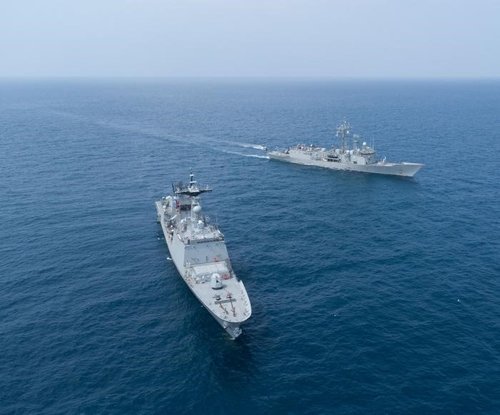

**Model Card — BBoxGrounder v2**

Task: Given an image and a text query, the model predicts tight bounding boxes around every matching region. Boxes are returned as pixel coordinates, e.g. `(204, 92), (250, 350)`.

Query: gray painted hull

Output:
(268, 152), (423, 177)
(156, 200), (251, 339)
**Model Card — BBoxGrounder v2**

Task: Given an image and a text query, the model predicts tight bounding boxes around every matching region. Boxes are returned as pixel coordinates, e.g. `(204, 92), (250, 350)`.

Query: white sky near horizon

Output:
(0, 0), (499, 78)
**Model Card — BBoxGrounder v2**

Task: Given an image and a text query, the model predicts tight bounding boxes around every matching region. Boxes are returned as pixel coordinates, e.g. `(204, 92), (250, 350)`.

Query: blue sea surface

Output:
(1, 79), (500, 414)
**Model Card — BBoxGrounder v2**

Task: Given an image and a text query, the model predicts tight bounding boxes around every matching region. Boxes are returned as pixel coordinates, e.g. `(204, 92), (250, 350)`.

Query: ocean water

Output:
(1, 79), (500, 414)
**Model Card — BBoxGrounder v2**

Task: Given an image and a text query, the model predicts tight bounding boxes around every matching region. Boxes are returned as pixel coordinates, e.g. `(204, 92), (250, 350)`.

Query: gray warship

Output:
(155, 173), (251, 339)
(268, 121), (423, 177)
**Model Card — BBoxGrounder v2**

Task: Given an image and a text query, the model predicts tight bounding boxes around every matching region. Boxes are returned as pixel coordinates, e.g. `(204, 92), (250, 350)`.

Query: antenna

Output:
(336, 120), (351, 153)
(353, 133), (360, 151)
(173, 172), (212, 197)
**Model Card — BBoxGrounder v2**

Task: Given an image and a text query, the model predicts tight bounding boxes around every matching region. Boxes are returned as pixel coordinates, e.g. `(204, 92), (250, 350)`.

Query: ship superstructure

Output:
(268, 121), (423, 177)
(155, 173), (251, 338)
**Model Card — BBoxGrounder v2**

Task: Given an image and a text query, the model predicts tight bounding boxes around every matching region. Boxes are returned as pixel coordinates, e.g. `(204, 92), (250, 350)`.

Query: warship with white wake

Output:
(155, 173), (251, 338)
(268, 121), (423, 177)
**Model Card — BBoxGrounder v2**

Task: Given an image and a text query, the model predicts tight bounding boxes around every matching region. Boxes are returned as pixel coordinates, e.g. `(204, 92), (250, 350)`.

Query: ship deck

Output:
(185, 262), (251, 324)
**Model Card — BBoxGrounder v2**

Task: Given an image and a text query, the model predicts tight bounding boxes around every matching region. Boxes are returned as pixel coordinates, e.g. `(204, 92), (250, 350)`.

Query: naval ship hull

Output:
(268, 151), (423, 177)
(156, 201), (250, 339)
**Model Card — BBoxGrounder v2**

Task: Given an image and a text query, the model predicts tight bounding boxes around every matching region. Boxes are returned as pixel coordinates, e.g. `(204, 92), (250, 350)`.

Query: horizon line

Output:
(1, 75), (499, 82)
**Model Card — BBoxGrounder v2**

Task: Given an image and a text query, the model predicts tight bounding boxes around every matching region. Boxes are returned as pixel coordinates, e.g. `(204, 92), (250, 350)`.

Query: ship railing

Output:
(185, 260), (232, 279)
(180, 232), (224, 245)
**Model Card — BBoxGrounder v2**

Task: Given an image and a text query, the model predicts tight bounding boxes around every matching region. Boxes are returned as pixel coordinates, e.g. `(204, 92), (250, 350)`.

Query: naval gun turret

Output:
(155, 172), (252, 339)
(268, 120), (424, 177)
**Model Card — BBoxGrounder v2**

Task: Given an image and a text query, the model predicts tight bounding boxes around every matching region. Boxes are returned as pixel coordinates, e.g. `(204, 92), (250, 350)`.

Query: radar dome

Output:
(193, 205), (202, 214)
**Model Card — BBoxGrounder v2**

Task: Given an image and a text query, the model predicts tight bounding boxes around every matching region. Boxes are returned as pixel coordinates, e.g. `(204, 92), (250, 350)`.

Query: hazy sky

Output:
(1, 0), (499, 78)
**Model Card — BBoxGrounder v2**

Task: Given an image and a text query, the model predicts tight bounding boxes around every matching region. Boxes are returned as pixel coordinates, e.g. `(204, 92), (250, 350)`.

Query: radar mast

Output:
(172, 172), (212, 197)
(336, 120), (351, 153)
